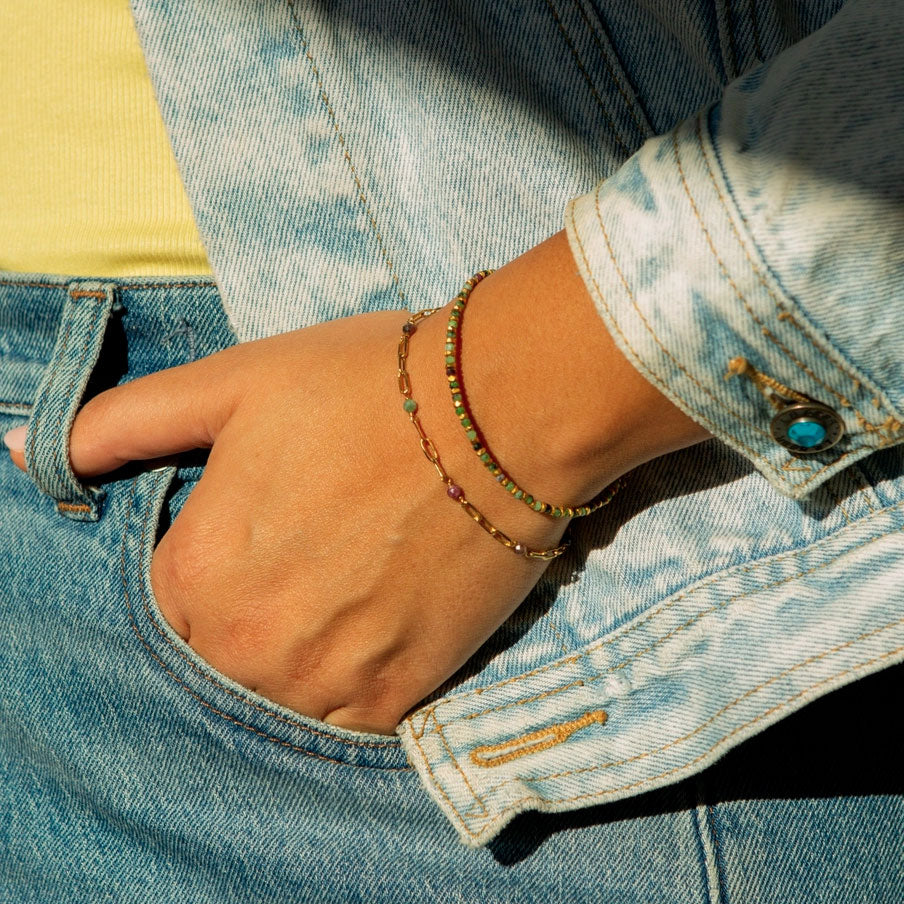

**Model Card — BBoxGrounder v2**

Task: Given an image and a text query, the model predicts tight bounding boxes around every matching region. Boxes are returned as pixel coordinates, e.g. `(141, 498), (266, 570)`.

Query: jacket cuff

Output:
(565, 109), (902, 500)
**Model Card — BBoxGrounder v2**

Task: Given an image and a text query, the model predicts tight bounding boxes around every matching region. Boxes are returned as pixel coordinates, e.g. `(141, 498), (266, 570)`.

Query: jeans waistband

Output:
(0, 270), (235, 410)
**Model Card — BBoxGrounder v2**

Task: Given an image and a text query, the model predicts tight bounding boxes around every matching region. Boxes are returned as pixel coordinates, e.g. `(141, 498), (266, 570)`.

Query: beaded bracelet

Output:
(398, 308), (568, 560)
(446, 271), (622, 519)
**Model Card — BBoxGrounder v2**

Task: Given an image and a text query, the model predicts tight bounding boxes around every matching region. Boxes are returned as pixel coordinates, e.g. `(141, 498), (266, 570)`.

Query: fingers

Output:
(4, 348), (245, 478)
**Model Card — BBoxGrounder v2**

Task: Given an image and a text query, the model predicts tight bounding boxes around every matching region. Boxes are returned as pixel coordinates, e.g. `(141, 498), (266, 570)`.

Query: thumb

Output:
(4, 353), (241, 478)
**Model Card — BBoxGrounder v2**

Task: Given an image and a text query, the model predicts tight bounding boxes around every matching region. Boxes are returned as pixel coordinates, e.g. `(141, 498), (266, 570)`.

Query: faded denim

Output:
(2, 274), (902, 902)
(2, 0), (903, 898)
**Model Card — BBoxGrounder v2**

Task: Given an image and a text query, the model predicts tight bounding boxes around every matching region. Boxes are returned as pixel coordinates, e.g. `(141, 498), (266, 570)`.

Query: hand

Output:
(4, 233), (709, 734)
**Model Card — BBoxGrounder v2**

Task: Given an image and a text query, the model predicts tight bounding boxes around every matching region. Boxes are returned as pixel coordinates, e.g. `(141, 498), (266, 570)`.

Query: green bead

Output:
(450, 381), (459, 389)
(461, 418), (471, 428)
(455, 406), (465, 416)
(403, 399), (418, 413)
(533, 501), (543, 512)
(514, 490), (523, 499)
(445, 356), (455, 365)
(505, 481), (515, 491)
(525, 495), (533, 505)
(480, 452), (490, 462)
(452, 394), (462, 403)
(466, 430), (477, 441)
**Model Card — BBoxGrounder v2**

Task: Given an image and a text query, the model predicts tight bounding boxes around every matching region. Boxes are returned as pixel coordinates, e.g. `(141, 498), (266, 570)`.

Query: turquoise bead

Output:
(787, 418), (827, 448)
(403, 399), (418, 413)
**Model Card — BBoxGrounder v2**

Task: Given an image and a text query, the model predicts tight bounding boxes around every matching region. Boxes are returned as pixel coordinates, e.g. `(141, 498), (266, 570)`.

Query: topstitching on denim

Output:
(410, 630), (904, 841)
(123, 467), (408, 764)
(699, 118), (904, 442)
(571, 190), (782, 470)
(415, 499), (904, 723)
(542, 0), (645, 155)
(691, 117), (902, 442)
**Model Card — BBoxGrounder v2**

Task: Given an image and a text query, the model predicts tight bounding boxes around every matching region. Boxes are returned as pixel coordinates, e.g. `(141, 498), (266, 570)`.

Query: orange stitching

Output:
(665, 121), (884, 486)
(418, 643), (904, 839)
(438, 522), (901, 726)
(114, 280), (217, 290)
(477, 615), (904, 797)
(408, 708), (477, 832)
(699, 134), (877, 396)
(68, 290), (107, 300)
(52, 299), (104, 497)
(470, 710), (607, 768)
(0, 278), (216, 290)
(582, 176), (781, 464)
(433, 713), (489, 816)
(285, 0), (404, 303)
(543, 0), (631, 155)
(128, 469), (404, 755)
(462, 680), (585, 722)
(411, 495), (904, 713)
(547, 616), (572, 656)
(57, 501), (92, 513)
(0, 279), (67, 289)
(685, 124), (862, 415)
(776, 311), (887, 403)
(568, 0), (650, 137)
(27, 312), (75, 484)
(851, 464), (877, 515)
(694, 116), (902, 440)
(790, 446), (878, 491)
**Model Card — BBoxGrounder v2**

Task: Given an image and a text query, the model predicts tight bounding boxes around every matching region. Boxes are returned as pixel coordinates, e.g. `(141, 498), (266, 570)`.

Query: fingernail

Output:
(3, 425), (27, 452)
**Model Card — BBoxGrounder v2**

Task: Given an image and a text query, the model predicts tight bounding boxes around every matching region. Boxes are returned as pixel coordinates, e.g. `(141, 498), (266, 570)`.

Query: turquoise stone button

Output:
(786, 418), (827, 448)
(769, 401), (844, 453)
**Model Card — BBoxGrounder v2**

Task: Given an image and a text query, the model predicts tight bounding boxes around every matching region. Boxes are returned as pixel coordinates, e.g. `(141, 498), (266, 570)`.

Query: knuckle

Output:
(151, 522), (217, 602)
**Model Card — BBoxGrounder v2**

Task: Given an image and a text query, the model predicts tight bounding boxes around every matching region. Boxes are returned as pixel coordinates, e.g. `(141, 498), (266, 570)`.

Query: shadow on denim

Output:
(489, 661), (904, 865)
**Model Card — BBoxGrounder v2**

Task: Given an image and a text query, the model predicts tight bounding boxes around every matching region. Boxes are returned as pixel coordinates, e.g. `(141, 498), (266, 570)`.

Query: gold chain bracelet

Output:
(398, 307), (568, 560)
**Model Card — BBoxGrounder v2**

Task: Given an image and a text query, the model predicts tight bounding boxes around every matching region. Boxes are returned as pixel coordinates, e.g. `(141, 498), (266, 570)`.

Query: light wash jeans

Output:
(3, 0), (904, 898)
(0, 273), (901, 902)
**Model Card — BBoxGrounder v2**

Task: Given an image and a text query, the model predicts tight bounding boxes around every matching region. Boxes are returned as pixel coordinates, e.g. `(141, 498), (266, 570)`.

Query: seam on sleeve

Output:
(543, 0), (633, 155)
(691, 116), (895, 436)
(438, 520), (900, 727)
(567, 187), (782, 471)
(470, 614), (904, 798)
(414, 636), (904, 841)
(410, 498), (904, 714)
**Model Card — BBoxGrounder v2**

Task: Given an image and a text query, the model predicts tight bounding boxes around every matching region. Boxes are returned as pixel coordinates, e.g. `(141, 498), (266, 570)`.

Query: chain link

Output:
(397, 308), (569, 561)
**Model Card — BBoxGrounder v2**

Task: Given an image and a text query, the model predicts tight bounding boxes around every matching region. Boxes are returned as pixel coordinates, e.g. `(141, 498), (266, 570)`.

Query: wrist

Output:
(433, 231), (711, 508)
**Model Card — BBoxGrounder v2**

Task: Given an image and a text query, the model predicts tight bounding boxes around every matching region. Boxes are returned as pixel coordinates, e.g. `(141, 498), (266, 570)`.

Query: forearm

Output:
(405, 230), (711, 535)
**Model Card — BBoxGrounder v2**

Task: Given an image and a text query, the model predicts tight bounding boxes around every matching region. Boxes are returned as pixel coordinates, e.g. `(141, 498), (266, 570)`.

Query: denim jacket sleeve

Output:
(397, 0), (904, 849)
(566, 0), (904, 500)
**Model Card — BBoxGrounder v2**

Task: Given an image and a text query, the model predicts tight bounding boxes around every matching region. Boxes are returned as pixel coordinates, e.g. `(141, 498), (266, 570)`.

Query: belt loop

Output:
(23, 281), (118, 522)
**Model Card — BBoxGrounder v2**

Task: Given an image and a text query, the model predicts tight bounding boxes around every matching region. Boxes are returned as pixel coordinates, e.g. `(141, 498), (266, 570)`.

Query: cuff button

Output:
(770, 402), (844, 454)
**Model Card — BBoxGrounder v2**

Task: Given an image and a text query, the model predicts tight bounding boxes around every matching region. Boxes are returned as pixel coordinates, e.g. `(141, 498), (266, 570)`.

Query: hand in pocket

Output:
(6, 308), (568, 734)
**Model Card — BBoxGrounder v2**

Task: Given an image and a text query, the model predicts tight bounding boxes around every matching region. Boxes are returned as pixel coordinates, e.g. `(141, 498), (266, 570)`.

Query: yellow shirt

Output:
(0, 0), (213, 276)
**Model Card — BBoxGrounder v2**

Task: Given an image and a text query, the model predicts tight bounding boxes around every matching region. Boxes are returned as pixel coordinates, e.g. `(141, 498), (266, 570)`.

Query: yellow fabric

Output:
(0, 1), (213, 276)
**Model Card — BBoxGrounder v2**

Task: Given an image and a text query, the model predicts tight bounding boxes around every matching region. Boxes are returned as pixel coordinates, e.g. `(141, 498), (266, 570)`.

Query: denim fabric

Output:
(3, 0), (904, 888)
(568, 0), (904, 498)
(1, 272), (902, 901)
(118, 0), (904, 848)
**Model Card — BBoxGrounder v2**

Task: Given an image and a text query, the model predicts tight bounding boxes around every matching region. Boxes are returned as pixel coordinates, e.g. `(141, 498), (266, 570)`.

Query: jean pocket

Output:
(119, 461), (408, 770)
